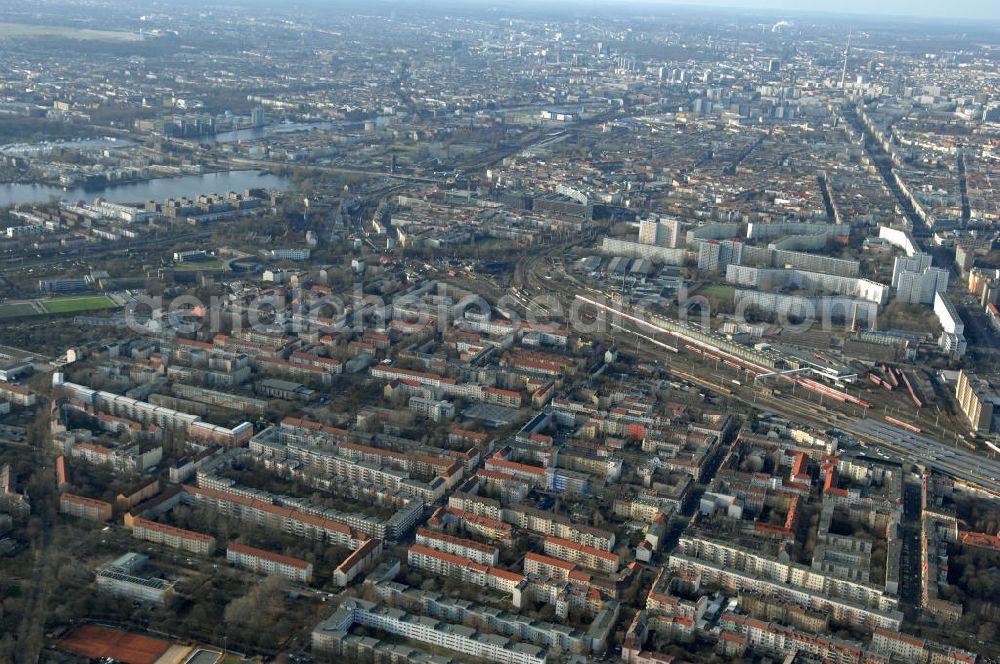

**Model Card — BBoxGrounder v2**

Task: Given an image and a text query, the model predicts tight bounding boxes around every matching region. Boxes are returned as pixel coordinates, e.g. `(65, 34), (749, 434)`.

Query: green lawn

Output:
(389, 142), (420, 154)
(0, 303), (39, 319)
(0, 22), (141, 41)
(42, 295), (118, 314)
(694, 284), (736, 300)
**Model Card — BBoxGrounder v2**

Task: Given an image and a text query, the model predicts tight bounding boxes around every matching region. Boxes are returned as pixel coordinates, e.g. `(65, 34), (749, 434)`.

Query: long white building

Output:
(313, 598), (547, 664)
(734, 290), (878, 326)
(726, 265), (889, 304)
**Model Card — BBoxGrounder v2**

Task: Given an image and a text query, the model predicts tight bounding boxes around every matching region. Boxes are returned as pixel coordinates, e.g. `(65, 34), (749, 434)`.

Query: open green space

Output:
(0, 295), (118, 320)
(694, 283), (736, 300)
(42, 295), (118, 314)
(0, 22), (141, 41)
(389, 142), (421, 154)
(0, 303), (39, 320)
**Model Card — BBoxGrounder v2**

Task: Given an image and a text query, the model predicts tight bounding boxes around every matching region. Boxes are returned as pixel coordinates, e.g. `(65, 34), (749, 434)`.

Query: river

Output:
(204, 121), (341, 144)
(0, 170), (291, 207)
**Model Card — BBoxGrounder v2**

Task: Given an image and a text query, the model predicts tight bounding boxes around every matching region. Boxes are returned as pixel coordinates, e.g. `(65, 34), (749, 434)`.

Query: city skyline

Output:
(0, 1), (996, 662)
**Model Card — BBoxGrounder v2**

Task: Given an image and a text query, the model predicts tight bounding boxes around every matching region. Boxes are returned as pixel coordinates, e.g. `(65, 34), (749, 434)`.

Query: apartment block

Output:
(524, 552), (576, 582)
(893, 253), (949, 305)
(54, 378), (252, 447)
(0, 383), (37, 407)
(543, 535), (620, 574)
(313, 598), (547, 664)
(408, 396), (455, 421)
(431, 507), (514, 545)
(249, 424), (458, 504)
(871, 629), (976, 664)
(638, 217), (681, 248)
(96, 568), (175, 605)
(60, 493), (112, 522)
(602, 238), (686, 265)
(504, 503), (615, 551)
(955, 369), (998, 433)
(675, 534), (895, 613)
(698, 239), (743, 273)
(181, 484), (361, 549)
(668, 553), (901, 631)
(415, 527), (499, 566)
(227, 542), (314, 582)
(407, 544), (525, 603)
(333, 538), (383, 586)
(719, 613), (868, 664)
(372, 579), (613, 655)
(130, 517), (216, 555)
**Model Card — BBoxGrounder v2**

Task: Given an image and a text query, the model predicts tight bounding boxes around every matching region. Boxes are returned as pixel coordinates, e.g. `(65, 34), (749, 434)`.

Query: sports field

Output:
(42, 295), (118, 314)
(56, 625), (170, 664)
(0, 303), (38, 319)
(0, 295), (118, 320)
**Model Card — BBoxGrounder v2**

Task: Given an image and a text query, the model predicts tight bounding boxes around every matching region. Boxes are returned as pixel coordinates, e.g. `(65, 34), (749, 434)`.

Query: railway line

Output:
(846, 419), (1000, 495)
(637, 321), (1000, 494)
(455, 234), (1000, 496)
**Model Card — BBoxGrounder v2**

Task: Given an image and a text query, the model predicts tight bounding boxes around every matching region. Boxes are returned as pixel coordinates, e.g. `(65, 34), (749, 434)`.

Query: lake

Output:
(0, 170), (291, 207)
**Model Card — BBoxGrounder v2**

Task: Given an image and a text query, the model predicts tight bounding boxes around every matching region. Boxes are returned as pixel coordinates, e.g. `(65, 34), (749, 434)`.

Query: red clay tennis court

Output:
(57, 624), (171, 664)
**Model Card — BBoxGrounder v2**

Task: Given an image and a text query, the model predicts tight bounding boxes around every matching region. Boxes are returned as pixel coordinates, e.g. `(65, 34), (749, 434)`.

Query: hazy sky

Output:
(500, 0), (1000, 21)
(282, 0), (1000, 23)
(620, 0), (1000, 21)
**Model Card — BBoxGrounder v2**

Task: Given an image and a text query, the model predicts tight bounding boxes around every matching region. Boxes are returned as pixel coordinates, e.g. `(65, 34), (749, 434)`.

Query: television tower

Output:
(840, 31), (852, 92)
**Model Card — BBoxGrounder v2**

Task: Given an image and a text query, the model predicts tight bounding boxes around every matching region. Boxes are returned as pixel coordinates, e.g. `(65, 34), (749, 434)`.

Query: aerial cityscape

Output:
(0, 1), (998, 663)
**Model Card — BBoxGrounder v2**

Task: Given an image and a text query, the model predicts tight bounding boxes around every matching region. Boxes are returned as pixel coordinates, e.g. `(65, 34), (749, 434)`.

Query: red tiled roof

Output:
(61, 492), (111, 509)
(477, 469), (517, 482)
(409, 543), (487, 572)
(55, 455), (67, 485)
(450, 428), (488, 442)
(182, 485), (351, 535)
(544, 535), (619, 562)
(486, 458), (545, 476)
(445, 508), (511, 533)
(228, 542), (311, 569)
(525, 551), (575, 570)
(484, 386), (521, 398)
(133, 517), (215, 542)
(488, 567), (525, 582)
(335, 538), (381, 573)
(74, 441), (113, 455)
(875, 629), (924, 647)
(176, 338), (215, 350)
(417, 527), (497, 555)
